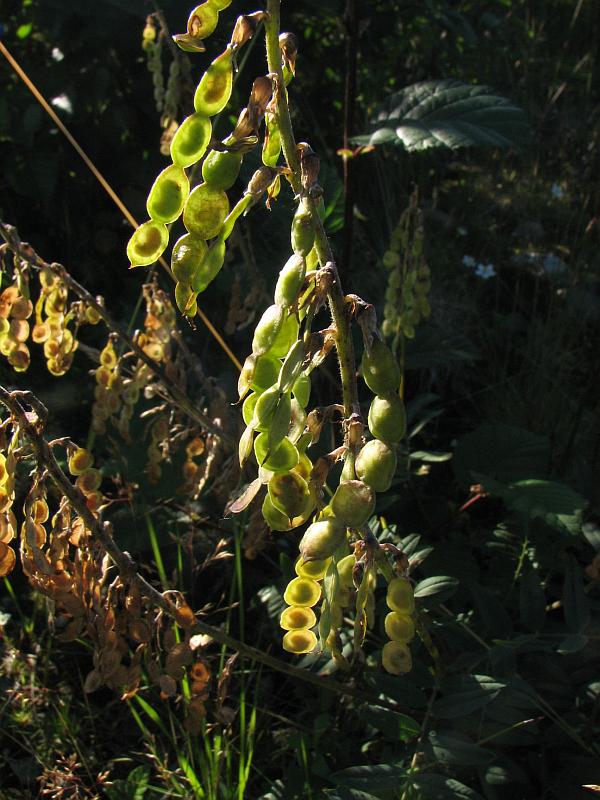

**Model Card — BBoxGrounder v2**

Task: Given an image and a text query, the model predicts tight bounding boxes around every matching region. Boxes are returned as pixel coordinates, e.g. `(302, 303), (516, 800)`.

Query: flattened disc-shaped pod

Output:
(127, 221), (169, 267)
(194, 48), (234, 117)
(146, 165), (189, 224)
(170, 112), (212, 168)
(183, 184), (229, 240)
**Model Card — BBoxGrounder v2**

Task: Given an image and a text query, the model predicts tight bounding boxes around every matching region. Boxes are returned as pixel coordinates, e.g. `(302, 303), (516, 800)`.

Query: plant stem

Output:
(264, 0), (361, 422)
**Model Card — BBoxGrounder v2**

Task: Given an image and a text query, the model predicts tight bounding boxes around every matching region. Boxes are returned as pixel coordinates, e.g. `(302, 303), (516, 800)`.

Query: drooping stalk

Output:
(264, 0), (361, 423)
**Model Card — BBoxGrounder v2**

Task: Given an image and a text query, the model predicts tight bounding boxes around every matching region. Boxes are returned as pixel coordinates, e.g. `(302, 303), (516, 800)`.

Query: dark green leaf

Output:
(519, 562), (546, 632)
(426, 732), (494, 765)
(361, 705), (420, 741)
(469, 581), (512, 637)
(434, 675), (505, 719)
(354, 80), (531, 152)
(414, 575), (459, 600)
(331, 764), (406, 791)
(409, 773), (485, 800)
(557, 633), (588, 654)
(582, 521), (600, 552)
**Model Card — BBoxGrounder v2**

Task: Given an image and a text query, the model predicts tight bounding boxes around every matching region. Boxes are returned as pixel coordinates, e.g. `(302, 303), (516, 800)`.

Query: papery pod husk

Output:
(355, 438), (397, 493)
(174, 282), (198, 318)
(238, 423), (255, 467)
(282, 628), (317, 654)
(292, 373), (311, 408)
(187, 3), (219, 39)
(252, 304), (285, 356)
(382, 640), (412, 675)
(278, 339), (305, 393)
(274, 254), (306, 307)
(299, 517), (346, 562)
(283, 576), (321, 608)
(146, 164), (190, 224)
(127, 221), (169, 268)
(384, 611), (415, 643)
(280, 605), (317, 630)
(261, 493), (290, 531)
(386, 576), (415, 614)
(254, 433), (299, 473)
(171, 233), (208, 285)
(331, 480), (375, 528)
(252, 384), (280, 430)
(361, 338), (401, 396)
(251, 354), (280, 393)
(170, 112), (212, 168)
(194, 48), (234, 117)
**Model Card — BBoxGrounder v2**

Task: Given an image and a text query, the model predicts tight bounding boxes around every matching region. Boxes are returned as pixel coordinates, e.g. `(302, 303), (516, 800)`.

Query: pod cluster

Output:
(0, 424), (18, 578)
(381, 197), (431, 341)
(67, 447), (103, 514)
(382, 576), (415, 675)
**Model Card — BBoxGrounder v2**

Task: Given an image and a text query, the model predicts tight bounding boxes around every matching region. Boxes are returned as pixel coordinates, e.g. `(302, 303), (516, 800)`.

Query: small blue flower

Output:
(551, 183), (565, 199)
(475, 263), (496, 280)
(462, 255), (476, 268)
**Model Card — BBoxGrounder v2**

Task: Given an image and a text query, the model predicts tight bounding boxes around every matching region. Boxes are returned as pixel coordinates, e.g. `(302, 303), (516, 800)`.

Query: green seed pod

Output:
(174, 282), (198, 317)
(220, 194), (253, 241)
(254, 433), (299, 473)
(191, 237), (226, 293)
(274, 254), (306, 307)
(383, 250), (401, 270)
(242, 392), (258, 426)
(194, 48), (233, 117)
(238, 355), (256, 401)
(382, 640), (412, 675)
(361, 339), (401, 396)
(127, 220), (169, 267)
(186, 3), (218, 39)
(171, 233), (208, 284)
(262, 493), (290, 531)
(292, 373), (311, 408)
(183, 184), (229, 240)
(280, 606), (317, 631)
(283, 577), (321, 608)
(251, 355), (280, 393)
(207, 0), (232, 9)
(295, 557), (331, 581)
(268, 471), (311, 519)
(252, 304), (284, 357)
(336, 554), (356, 589)
(202, 147), (243, 190)
(355, 439), (397, 493)
(291, 199), (315, 257)
(146, 164), (189, 224)
(195, 239), (227, 293)
(253, 385), (281, 431)
(282, 628), (317, 654)
(269, 312), (299, 358)
(287, 398), (306, 444)
(262, 112), (281, 167)
(170, 112), (212, 168)
(331, 480), (375, 528)
(299, 517), (346, 562)
(278, 339), (305, 393)
(292, 452), (313, 482)
(368, 395), (406, 446)
(384, 611), (415, 643)
(268, 393), (292, 450)
(386, 577), (415, 614)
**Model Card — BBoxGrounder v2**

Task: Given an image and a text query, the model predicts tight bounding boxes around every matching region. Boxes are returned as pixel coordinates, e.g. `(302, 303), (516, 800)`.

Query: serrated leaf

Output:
(353, 80), (531, 152)
(426, 732), (494, 765)
(434, 675), (505, 719)
(414, 575), (458, 600)
(332, 764), (406, 791)
(453, 423), (550, 489)
(409, 773), (485, 800)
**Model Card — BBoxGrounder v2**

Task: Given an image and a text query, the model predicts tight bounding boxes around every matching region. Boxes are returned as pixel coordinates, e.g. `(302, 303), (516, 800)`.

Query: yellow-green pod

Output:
(252, 304), (285, 357)
(268, 471), (311, 519)
(170, 112), (212, 168)
(191, 237), (226, 293)
(146, 164), (189, 224)
(292, 373), (311, 408)
(331, 480), (375, 528)
(262, 113), (282, 167)
(295, 557), (331, 581)
(127, 220), (169, 267)
(291, 200), (315, 257)
(171, 233), (208, 284)
(282, 628), (317, 654)
(283, 577), (321, 608)
(251, 355), (280, 394)
(384, 611), (415, 643)
(194, 48), (234, 117)
(207, 0), (232, 8)
(274, 254), (306, 308)
(183, 183), (229, 240)
(269, 312), (299, 359)
(174, 282), (198, 317)
(336, 554), (356, 589)
(386, 577), (415, 614)
(299, 518), (347, 562)
(361, 339), (401, 397)
(186, 3), (218, 39)
(382, 640), (412, 675)
(254, 433), (299, 473)
(220, 194), (253, 241)
(280, 606), (317, 631)
(262, 493), (290, 531)
(368, 395), (406, 446)
(202, 147), (243, 191)
(355, 439), (397, 493)
(242, 392), (258, 426)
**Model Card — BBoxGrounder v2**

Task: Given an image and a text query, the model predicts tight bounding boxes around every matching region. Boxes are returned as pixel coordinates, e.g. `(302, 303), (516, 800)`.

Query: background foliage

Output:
(1, 0), (599, 798)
